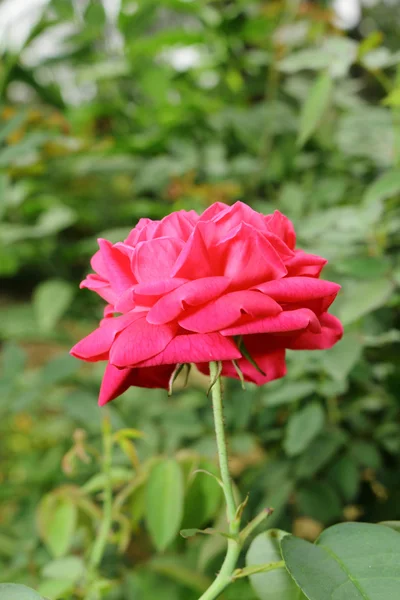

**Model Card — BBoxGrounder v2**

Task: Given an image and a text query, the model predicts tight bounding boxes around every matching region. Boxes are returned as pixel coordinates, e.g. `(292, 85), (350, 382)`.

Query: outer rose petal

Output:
(99, 363), (174, 405)
(147, 276), (231, 325)
(109, 316), (177, 367)
(136, 332), (241, 367)
(286, 250), (327, 277)
(98, 238), (136, 294)
(221, 307), (321, 336)
(134, 278), (187, 297)
(287, 313), (343, 350)
(133, 237), (185, 283)
(70, 313), (143, 361)
(254, 277), (341, 304)
(114, 287), (135, 313)
(80, 274), (117, 305)
(90, 248), (109, 280)
(265, 210), (296, 249)
(178, 290), (282, 333)
(262, 231), (294, 260)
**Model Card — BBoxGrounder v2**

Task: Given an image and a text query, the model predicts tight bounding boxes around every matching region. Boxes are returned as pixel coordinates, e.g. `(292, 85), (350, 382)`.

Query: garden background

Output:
(0, 0), (399, 598)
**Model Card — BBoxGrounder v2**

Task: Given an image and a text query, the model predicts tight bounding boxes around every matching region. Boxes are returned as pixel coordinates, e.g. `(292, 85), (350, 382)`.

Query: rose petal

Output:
(212, 201), (268, 234)
(263, 231), (295, 260)
(216, 222), (287, 289)
(265, 210), (296, 249)
(199, 202), (230, 222)
(171, 223), (215, 279)
(114, 287), (136, 313)
(178, 290), (282, 333)
(70, 313), (143, 361)
(254, 277), (341, 303)
(152, 210), (198, 240)
(133, 237), (185, 283)
(147, 276), (231, 325)
(137, 332), (241, 367)
(103, 304), (115, 317)
(109, 316), (177, 367)
(80, 274), (117, 305)
(134, 278), (187, 297)
(221, 308), (320, 336)
(125, 218), (159, 245)
(90, 249), (108, 279)
(286, 250), (327, 277)
(99, 363), (174, 405)
(98, 238), (136, 293)
(287, 313), (343, 350)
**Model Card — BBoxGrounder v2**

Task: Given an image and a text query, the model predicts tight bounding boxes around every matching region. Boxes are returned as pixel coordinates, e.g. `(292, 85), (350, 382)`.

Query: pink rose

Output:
(71, 202), (343, 405)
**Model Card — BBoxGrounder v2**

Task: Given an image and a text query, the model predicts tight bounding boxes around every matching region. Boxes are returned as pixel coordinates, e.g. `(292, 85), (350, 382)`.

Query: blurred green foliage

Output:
(0, 0), (399, 598)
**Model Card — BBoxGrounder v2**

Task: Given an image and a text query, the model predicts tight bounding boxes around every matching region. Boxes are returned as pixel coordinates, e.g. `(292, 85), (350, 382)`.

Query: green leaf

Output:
(321, 333), (364, 381)
(383, 88), (400, 107)
(297, 481), (342, 524)
(338, 279), (394, 325)
(131, 481), (147, 529)
(246, 529), (305, 600)
(0, 133), (49, 166)
(33, 279), (74, 332)
(281, 523), (400, 600)
(145, 458), (184, 551)
(284, 403), (325, 457)
(364, 170), (400, 206)
(82, 467), (134, 493)
(181, 460), (223, 530)
(263, 381), (316, 407)
(40, 354), (80, 385)
(350, 440), (381, 470)
(36, 204), (77, 235)
(0, 112), (26, 145)
(295, 430), (346, 479)
(0, 584), (43, 600)
(297, 72), (333, 147)
(279, 37), (357, 78)
(380, 522), (400, 534)
(327, 455), (359, 502)
(42, 556), (85, 581)
(37, 494), (77, 558)
(37, 579), (74, 600)
(1, 342), (26, 379)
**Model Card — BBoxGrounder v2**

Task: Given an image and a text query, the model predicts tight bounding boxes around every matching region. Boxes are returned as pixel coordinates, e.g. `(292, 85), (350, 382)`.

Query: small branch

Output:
(88, 411), (113, 574)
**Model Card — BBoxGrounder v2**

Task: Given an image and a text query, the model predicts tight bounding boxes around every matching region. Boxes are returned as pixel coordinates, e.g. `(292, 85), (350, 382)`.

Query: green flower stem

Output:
(209, 362), (237, 526)
(199, 362), (241, 600)
(88, 411), (113, 574)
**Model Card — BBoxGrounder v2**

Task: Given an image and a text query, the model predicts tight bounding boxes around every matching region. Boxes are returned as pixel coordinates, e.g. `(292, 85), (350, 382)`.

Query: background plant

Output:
(0, 0), (399, 598)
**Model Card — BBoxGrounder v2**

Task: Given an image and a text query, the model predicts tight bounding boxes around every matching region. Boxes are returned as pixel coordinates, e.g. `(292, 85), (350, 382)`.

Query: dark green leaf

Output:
(297, 72), (333, 147)
(282, 523), (400, 600)
(0, 585), (43, 600)
(145, 458), (184, 551)
(284, 403), (325, 457)
(33, 279), (74, 332)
